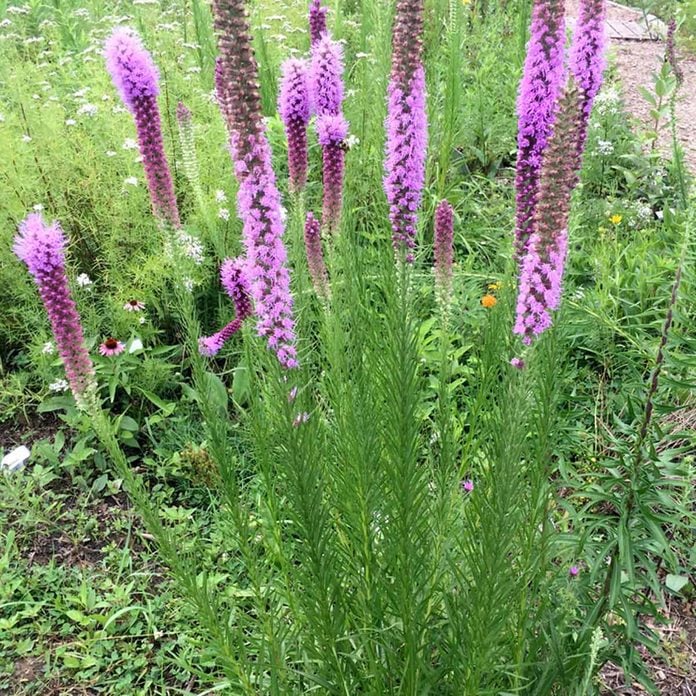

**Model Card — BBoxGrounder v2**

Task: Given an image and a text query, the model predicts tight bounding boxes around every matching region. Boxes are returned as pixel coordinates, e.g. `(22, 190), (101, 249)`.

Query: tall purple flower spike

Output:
(514, 82), (582, 344)
(105, 28), (181, 229)
(309, 0), (328, 47)
(310, 35), (344, 116)
(279, 58), (311, 193)
(311, 34), (348, 233)
(316, 113), (348, 233)
(14, 214), (96, 409)
(514, 0), (566, 260)
(569, 0), (607, 153)
(665, 18), (684, 86)
(213, 0), (298, 369)
(384, 0), (427, 263)
(434, 200), (454, 309)
(304, 212), (330, 301)
(199, 258), (253, 356)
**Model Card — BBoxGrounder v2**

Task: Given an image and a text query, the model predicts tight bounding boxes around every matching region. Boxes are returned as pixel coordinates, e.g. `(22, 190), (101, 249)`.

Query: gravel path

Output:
(568, 0), (696, 171)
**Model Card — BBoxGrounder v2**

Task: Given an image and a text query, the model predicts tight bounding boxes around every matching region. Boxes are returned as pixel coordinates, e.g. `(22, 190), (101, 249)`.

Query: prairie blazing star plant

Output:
(384, 0), (427, 262)
(514, 0), (566, 260)
(279, 59), (311, 193)
(212, 0), (298, 368)
(105, 28), (180, 229)
(199, 258), (253, 357)
(5, 0), (690, 692)
(13, 214), (96, 409)
(311, 34), (348, 233)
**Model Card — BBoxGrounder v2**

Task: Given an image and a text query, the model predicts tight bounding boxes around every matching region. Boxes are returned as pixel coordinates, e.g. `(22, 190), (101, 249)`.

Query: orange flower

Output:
(481, 294), (497, 308)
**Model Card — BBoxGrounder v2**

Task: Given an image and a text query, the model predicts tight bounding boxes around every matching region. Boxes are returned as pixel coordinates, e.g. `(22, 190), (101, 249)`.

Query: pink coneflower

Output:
(123, 299), (145, 312)
(99, 337), (125, 357)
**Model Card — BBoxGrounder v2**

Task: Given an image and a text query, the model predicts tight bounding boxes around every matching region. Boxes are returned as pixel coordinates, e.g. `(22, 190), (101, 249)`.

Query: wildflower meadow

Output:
(0, 0), (694, 693)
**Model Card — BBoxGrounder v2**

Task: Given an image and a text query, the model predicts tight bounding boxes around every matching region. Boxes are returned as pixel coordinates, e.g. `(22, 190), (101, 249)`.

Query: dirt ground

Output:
(567, 0), (696, 172)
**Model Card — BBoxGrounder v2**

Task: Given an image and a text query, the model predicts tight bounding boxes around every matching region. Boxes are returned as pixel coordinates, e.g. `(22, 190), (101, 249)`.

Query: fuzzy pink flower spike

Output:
(14, 214), (96, 409)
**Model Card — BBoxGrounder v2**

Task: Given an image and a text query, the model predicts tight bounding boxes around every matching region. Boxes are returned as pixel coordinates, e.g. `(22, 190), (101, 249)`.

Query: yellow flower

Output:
(609, 214), (622, 225)
(481, 294), (497, 308)
(488, 281), (502, 291)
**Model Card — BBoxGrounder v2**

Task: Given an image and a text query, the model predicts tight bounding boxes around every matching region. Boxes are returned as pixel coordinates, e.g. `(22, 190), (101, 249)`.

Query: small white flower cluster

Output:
(595, 139), (614, 156)
(635, 202), (653, 221)
(218, 208), (230, 221)
(76, 103), (98, 117)
(76, 273), (93, 288)
(49, 379), (69, 393)
(178, 231), (204, 264)
(594, 86), (621, 117)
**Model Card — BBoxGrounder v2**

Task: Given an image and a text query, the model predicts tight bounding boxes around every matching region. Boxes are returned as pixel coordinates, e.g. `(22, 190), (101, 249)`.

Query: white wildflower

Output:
(42, 341), (55, 355)
(77, 103), (98, 117)
(218, 208), (230, 221)
(123, 176), (138, 186)
(596, 139), (614, 156)
(76, 273), (93, 287)
(49, 379), (69, 392)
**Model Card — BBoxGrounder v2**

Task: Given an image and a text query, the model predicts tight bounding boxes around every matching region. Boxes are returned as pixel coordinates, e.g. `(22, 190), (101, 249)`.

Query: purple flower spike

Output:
(279, 59), (311, 192)
(569, 565), (580, 577)
(14, 214), (96, 409)
(514, 0), (566, 260)
(316, 114), (347, 233)
(384, 0), (427, 263)
(434, 200), (454, 308)
(310, 34), (348, 233)
(510, 357), (525, 370)
(220, 258), (253, 319)
(213, 0), (298, 369)
(462, 479), (474, 493)
(666, 19), (684, 86)
(105, 28), (180, 229)
(304, 212), (330, 300)
(569, 0), (607, 153)
(514, 82), (583, 344)
(309, 0), (328, 47)
(310, 35), (344, 117)
(199, 258), (252, 357)
(104, 27), (159, 109)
